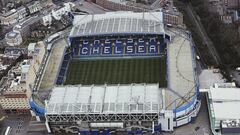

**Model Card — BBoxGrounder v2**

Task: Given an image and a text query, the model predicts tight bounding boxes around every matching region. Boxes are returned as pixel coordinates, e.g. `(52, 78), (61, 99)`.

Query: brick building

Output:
(163, 10), (183, 26)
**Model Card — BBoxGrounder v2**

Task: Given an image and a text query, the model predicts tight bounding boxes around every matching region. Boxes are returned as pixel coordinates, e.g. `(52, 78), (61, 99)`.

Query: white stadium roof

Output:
(70, 11), (164, 37)
(46, 84), (163, 114)
(208, 85), (240, 120)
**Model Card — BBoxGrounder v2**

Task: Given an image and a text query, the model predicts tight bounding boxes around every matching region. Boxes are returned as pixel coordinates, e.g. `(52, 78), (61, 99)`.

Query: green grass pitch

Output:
(65, 57), (167, 87)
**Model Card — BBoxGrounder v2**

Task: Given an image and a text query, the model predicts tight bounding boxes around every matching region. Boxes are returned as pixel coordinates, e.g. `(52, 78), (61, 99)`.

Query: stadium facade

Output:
(44, 11), (201, 134)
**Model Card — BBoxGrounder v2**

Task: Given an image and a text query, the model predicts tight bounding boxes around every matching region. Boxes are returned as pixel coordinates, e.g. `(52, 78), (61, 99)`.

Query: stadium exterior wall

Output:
(173, 94), (198, 116)
(29, 100), (45, 115)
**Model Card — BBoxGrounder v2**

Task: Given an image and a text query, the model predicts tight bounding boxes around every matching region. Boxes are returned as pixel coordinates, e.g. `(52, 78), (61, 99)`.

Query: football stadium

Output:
(41, 11), (201, 134)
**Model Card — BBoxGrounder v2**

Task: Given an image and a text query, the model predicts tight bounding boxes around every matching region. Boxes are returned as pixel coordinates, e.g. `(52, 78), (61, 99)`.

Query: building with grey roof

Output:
(70, 11), (164, 37)
(5, 31), (22, 46)
(27, 1), (42, 14)
(0, 9), (18, 25)
(17, 6), (28, 20)
(204, 83), (240, 135)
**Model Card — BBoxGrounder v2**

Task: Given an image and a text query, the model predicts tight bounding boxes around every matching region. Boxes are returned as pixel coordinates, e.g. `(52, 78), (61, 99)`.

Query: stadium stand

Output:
(69, 12), (168, 58)
(70, 35), (166, 57)
(56, 50), (71, 85)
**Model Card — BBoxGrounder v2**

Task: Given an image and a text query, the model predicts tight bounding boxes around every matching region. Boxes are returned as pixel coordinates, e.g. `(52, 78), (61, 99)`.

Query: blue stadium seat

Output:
(149, 38), (157, 45)
(73, 46), (79, 56)
(94, 40), (100, 44)
(59, 69), (65, 77)
(56, 78), (63, 85)
(127, 39), (133, 43)
(127, 39), (134, 47)
(105, 39), (111, 45)
(62, 61), (68, 68)
(138, 39), (144, 46)
(116, 39), (122, 45)
(83, 40), (89, 45)
(64, 53), (70, 60)
(160, 43), (166, 53)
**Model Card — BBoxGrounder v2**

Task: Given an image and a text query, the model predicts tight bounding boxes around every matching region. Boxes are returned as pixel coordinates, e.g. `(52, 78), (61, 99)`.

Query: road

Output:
(186, 4), (222, 66)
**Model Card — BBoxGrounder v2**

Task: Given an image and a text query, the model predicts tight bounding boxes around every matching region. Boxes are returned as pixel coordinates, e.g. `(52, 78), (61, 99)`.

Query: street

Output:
(186, 4), (222, 66)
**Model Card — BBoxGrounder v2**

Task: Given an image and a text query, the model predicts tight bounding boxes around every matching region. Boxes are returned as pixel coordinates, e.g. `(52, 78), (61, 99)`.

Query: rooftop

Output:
(27, 1), (40, 7)
(0, 97), (30, 110)
(70, 11), (164, 37)
(18, 6), (26, 10)
(1, 9), (17, 17)
(4, 47), (27, 56)
(6, 32), (19, 38)
(28, 43), (36, 52)
(13, 16), (40, 32)
(21, 60), (30, 73)
(46, 84), (163, 114)
(208, 83), (240, 120)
